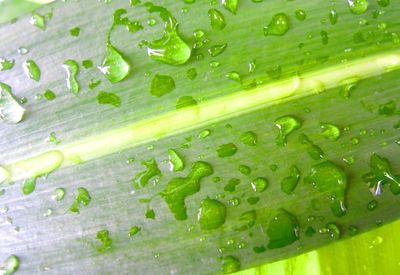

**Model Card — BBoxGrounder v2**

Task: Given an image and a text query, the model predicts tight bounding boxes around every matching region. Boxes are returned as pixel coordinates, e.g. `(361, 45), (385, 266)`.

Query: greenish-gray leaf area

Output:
(1, 0), (400, 274)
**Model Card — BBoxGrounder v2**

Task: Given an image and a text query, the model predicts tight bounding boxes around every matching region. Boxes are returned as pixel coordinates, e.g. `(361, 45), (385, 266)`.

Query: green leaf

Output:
(1, 0), (400, 274)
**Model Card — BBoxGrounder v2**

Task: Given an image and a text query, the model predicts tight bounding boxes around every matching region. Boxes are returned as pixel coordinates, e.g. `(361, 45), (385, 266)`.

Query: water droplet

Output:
(225, 71), (241, 82)
(248, 60), (256, 73)
(343, 155), (355, 166)
(193, 29), (205, 38)
(112, 9), (143, 33)
(339, 78), (358, 99)
(98, 44), (130, 83)
(146, 208), (156, 219)
(320, 123), (341, 141)
(23, 60), (41, 81)
(274, 115), (301, 146)
(69, 27), (80, 37)
(229, 197), (240, 206)
(161, 161), (213, 220)
(348, 225), (359, 236)
(0, 82), (25, 124)
(250, 177), (269, 192)
(208, 9), (226, 30)
(0, 58), (14, 71)
(96, 229), (112, 252)
(69, 187), (91, 213)
(264, 13), (289, 36)
(30, 11), (46, 30)
(197, 198), (226, 230)
(209, 60), (221, 68)
(348, 0), (368, 15)
(217, 143), (238, 157)
(222, 0), (238, 14)
(187, 68), (197, 80)
(89, 79), (101, 90)
(377, 0), (390, 7)
(47, 132), (60, 144)
(351, 137), (360, 145)
(295, 9), (306, 21)
(280, 165), (301, 194)
(378, 100), (396, 116)
(176, 96), (197, 110)
(0, 255), (20, 274)
(240, 131), (257, 146)
(367, 200), (378, 211)
(238, 165), (251, 175)
(329, 9), (338, 25)
(17, 47), (29, 55)
(43, 89), (56, 101)
(300, 134), (325, 160)
(132, 159), (161, 189)
(323, 223), (341, 240)
(269, 164), (278, 172)
(198, 129), (211, 139)
(168, 149), (184, 172)
(266, 209), (300, 249)
(52, 188), (65, 201)
(150, 74), (175, 97)
(224, 178), (240, 192)
(305, 226), (316, 237)
(62, 60), (80, 95)
(222, 256), (240, 274)
(129, 226), (141, 237)
(362, 153), (400, 196)
(96, 91), (121, 107)
(247, 197), (259, 205)
(82, 59), (93, 69)
(143, 3), (191, 65)
(305, 161), (347, 217)
(320, 30), (328, 45)
(208, 43), (227, 57)
(22, 177), (36, 195)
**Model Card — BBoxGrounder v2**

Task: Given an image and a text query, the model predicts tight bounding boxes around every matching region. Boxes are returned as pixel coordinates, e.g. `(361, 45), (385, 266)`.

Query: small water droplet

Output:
(320, 123), (341, 141)
(295, 9), (306, 21)
(208, 43), (227, 57)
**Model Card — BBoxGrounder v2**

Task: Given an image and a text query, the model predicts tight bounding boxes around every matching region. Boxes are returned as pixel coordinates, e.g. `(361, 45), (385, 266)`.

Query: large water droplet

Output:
(97, 91), (121, 107)
(150, 74), (175, 97)
(348, 0), (368, 15)
(280, 165), (301, 194)
(274, 115), (301, 146)
(264, 13), (289, 36)
(0, 58), (14, 71)
(98, 43), (130, 83)
(208, 9), (226, 30)
(266, 209), (300, 249)
(161, 161), (213, 220)
(23, 60), (41, 81)
(222, 0), (238, 15)
(69, 187), (91, 213)
(132, 158), (161, 189)
(305, 161), (347, 217)
(0, 82), (25, 124)
(222, 256), (240, 274)
(320, 123), (341, 141)
(197, 198), (226, 230)
(62, 60), (80, 95)
(143, 3), (191, 65)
